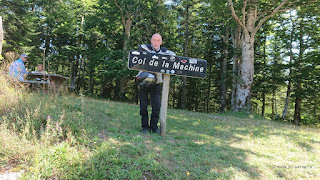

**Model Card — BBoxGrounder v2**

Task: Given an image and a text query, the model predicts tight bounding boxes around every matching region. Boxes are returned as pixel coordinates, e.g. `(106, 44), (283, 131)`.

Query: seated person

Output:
(35, 64), (47, 74)
(8, 53), (29, 82)
(34, 64), (56, 91)
(35, 64), (48, 81)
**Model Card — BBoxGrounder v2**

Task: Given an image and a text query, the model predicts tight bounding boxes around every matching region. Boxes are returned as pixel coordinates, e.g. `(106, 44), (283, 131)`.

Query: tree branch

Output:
(287, 0), (318, 7)
(113, 0), (126, 25)
(242, 0), (247, 25)
(132, 0), (142, 19)
(113, 0), (123, 13)
(228, 0), (247, 32)
(254, 0), (289, 34)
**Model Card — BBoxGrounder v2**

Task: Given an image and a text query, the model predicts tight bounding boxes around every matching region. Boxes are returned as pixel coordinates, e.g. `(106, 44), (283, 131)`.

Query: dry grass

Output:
(0, 65), (39, 174)
(0, 64), (320, 179)
(0, 122), (39, 173)
(0, 62), (26, 114)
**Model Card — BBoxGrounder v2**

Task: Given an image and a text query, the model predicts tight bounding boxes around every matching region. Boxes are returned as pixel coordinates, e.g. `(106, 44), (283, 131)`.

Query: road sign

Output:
(128, 50), (207, 78)
(128, 49), (207, 137)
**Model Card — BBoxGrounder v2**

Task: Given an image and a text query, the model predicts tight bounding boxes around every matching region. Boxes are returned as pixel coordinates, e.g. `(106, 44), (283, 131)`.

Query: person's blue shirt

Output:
(8, 58), (28, 81)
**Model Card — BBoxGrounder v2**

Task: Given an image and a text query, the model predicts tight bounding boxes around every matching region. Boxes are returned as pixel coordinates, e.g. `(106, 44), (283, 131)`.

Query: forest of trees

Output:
(0, 0), (319, 125)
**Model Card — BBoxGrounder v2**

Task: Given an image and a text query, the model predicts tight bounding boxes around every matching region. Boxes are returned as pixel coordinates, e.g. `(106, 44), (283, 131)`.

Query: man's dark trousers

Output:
(139, 84), (161, 132)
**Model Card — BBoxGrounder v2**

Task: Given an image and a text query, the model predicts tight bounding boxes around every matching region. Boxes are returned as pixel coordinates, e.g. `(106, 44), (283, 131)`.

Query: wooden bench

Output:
(24, 80), (50, 84)
(24, 80), (50, 91)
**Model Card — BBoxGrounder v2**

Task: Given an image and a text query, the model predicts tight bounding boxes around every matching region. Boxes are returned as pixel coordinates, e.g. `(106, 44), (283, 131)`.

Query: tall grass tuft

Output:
(0, 122), (39, 171)
(0, 70), (79, 178)
(0, 63), (26, 114)
(0, 64), (39, 172)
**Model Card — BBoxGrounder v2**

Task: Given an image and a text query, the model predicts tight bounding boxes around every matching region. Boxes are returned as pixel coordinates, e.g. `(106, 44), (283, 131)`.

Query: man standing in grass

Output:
(137, 33), (175, 134)
(8, 53), (29, 82)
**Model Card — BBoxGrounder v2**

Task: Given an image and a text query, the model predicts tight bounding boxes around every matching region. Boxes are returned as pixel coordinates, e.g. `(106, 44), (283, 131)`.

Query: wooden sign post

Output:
(128, 50), (207, 137)
(43, 48), (46, 93)
(159, 74), (170, 137)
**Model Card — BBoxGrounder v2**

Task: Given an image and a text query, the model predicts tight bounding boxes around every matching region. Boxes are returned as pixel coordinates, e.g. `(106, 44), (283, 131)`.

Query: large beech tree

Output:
(228, 0), (289, 111)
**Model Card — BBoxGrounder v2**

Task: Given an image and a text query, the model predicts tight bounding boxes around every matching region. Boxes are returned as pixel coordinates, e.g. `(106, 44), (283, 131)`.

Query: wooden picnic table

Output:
(25, 73), (69, 92)
(27, 72), (69, 82)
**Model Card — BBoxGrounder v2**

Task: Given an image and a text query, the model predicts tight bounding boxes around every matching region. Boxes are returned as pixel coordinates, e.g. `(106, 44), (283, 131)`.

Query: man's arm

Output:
(19, 62), (28, 75)
(164, 50), (176, 56)
(138, 44), (152, 53)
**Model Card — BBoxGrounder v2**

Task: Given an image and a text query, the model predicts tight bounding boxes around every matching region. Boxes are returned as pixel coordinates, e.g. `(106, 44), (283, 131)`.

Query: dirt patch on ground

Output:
(0, 171), (22, 180)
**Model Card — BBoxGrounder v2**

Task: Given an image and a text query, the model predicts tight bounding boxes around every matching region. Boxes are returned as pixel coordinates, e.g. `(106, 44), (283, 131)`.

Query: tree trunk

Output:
(273, 88), (278, 120)
(294, 85), (302, 125)
(75, 57), (81, 91)
(172, 79), (176, 108)
(117, 11), (133, 100)
(119, 77), (128, 101)
(282, 81), (291, 120)
(82, 57), (86, 90)
(77, 57), (84, 91)
(122, 16), (132, 60)
(134, 79), (139, 104)
(0, 16), (3, 56)
(231, 25), (241, 111)
(181, 78), (187, 109)
(262, 90), (266, 117)
(114, 0), (141, 100)
(313, 94), (317, 118)
(281, 19), (294, 121)
(118, 19), (132, 100)
(220, 28), (229, 113)
(261, 33), (267, 117)
(44, 28), (50, 59)
(294, 21), (305, 126)
(89, 62), (95, 95)
(235, 33), (255, 111)
(195, 83), (199, 111)
(207, 59), (212, 113)
(181, 3), (190, 110)
(70, 60), (76, 91)
(272, 88), (275, 120)
(76, 14), (85, 92)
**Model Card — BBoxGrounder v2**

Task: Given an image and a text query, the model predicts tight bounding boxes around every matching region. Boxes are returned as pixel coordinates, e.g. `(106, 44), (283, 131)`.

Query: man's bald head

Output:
(151, 33), (163, 51)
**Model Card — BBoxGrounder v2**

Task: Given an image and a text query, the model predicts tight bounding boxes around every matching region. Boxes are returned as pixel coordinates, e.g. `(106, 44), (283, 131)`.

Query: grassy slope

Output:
(1, 94), (320, 179)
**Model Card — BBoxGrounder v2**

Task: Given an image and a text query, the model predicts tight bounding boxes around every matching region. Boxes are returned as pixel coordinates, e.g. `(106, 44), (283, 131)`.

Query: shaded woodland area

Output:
(0, 0), (319, 125)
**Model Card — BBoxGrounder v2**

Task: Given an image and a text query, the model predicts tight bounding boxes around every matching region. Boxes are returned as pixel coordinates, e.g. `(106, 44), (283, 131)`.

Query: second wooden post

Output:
(160, 74), (170, 137)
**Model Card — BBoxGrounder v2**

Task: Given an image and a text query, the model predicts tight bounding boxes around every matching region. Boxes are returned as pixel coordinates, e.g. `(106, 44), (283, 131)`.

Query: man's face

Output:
(151, 34), (162, 50)
(38, 65), (43, 71)
(21, 56), (28, 62)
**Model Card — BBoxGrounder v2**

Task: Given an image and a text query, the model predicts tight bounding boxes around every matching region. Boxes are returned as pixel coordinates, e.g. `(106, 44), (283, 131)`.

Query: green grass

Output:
(1, 93), (320, 179)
